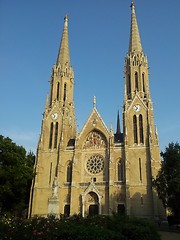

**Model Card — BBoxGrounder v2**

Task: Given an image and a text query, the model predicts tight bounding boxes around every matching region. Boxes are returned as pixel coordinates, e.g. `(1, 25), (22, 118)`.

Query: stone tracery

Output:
(83, 130), (106, 149)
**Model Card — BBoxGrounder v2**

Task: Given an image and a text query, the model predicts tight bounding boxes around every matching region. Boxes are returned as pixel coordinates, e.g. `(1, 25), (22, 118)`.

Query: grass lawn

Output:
(159, 231), (180, 240)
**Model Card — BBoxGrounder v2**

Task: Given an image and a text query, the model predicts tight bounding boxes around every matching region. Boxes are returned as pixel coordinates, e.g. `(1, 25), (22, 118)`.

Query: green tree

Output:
(0, 135), (35, 216)
(153, 142), (180, 222)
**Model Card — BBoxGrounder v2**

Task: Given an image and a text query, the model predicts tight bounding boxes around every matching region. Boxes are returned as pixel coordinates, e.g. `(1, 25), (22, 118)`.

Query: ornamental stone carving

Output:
(83, 131), (106, 149)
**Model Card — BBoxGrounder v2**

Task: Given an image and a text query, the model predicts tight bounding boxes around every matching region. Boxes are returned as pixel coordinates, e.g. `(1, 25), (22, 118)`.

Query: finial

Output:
(64, 15), (68, 28)
(110, 123), (114, 137)
(131, 1), (135, 13)
(93, 96), (96, 108)
(155, 125), (158, 137)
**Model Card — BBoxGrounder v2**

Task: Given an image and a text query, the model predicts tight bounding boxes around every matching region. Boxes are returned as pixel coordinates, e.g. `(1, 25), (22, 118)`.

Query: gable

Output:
(77, 107), (110, 148)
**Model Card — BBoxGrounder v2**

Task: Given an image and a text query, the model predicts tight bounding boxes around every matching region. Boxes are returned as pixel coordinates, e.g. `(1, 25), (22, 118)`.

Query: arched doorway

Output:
(89, 204), (98, 216)
(117, 204), (125, 216)
(82, 181), (103, 217)
(86, 192), (99, 217)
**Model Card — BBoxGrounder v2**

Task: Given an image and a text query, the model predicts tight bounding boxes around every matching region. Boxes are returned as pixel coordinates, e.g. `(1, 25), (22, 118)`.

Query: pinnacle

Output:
(128, 1), (143, 53)
(56, 15), (70, 65)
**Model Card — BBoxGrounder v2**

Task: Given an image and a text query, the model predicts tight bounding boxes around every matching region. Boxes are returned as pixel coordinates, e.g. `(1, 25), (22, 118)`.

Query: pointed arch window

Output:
(127, 74), (131, 98)
(63, 83), (67, 102)
(133, 115), (138, 144)
(66, 161), (72, 182)
(135, 72), (139, 91)
(54, 122), (58, 148)
(50, 80), (53, 104)
(56, 82), (60, 100)
(49, 122), (54, 149)
(142, 73), (145, 92)
(49, 162), (52, 184)
(118, 160), (124, 182)
(139, 158), (142, 183)
(139, 114), (144, 143)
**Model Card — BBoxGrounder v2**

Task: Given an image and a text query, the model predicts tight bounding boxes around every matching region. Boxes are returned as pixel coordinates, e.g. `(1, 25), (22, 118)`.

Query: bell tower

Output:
(47, 15), (76, 146)
(123, 2), (163, 218)
(29, 15), (76, 217)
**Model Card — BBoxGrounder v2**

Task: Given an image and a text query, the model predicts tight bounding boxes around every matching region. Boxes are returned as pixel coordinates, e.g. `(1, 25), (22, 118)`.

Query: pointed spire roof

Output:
(45, 94), (49, 109)
(116, 110), (121, 134)
(128, 1), (143, 53)
(56, 15), (70, 65)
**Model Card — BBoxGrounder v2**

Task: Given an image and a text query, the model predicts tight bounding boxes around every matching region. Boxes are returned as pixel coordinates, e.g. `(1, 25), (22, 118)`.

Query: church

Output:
(29, 2), (164, 219)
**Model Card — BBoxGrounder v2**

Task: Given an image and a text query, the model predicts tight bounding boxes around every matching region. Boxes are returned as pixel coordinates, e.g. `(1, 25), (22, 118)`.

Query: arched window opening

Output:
(49, 122), (53, 149)
(64, 204), (70, 217)
(133, 115), (138, 143)
(49, 162), (52, 184)
(127, 74), (131, 98)
(142, 73), (145, 92)
(135, 72), (138, 90)
(54, 122), (58, 148)
(66, 161), (72, 182)
(63, 83), (67, 102)
(56, 82), (60, 100)
(118, 160), (124, 182)
(139, 114), (144, 143)
(139, 158), (142, 183)
(50, 81), (53, 104)
(117, 204), (125, 215)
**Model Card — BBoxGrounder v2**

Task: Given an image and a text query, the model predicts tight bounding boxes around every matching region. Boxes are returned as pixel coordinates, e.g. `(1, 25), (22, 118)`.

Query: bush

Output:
(0, 214), (160, 240)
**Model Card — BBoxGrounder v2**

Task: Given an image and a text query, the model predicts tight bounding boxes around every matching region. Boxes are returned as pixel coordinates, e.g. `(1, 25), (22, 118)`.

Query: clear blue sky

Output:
(0, 0), (180, 153)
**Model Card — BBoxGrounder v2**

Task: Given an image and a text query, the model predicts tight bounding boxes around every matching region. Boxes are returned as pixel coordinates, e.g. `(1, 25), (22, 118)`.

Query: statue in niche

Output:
(52, 176), (58, 198)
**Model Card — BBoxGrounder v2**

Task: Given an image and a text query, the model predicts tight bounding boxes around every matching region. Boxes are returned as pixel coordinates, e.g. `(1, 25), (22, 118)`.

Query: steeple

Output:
(56, 15), (70, 65)
(116, 110), (121, 134)
(128, 1), (143, 53)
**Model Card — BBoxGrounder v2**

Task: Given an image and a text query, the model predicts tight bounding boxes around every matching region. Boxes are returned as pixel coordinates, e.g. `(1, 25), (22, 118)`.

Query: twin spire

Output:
(56, 2), (143, 63)
(56, 15), (70, 66)
(128, 1), (143, 53)
(56, 2), (142, 137)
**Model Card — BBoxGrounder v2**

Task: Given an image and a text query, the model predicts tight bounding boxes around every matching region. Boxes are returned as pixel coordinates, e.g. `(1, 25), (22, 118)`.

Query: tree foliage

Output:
(153, 142), (180, 221)
(0, 135), (35, 216)
(0, 215), (161, 240)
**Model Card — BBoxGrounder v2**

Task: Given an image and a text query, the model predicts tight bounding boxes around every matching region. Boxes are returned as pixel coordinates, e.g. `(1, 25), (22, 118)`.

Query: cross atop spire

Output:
(56, 15), (70, 65)
(93, 96), (96, 108)
(131, 1), (135, 14)
(128, 1), (143, 53)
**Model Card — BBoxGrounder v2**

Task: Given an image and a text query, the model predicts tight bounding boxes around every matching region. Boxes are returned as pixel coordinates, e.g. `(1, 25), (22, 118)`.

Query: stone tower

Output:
(29, 16), (76, 217)
(29, 3), (164, 219)
(123, 1), (163, 218)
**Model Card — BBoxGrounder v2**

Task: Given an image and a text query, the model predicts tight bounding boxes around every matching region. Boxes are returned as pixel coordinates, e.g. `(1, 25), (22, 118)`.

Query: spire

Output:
(128, 1), (143, 53)
(93, 96), (96, 108)
(45, 94), (49, 109)
(116, 110), (121, 134)
(56, 15), (70, 65)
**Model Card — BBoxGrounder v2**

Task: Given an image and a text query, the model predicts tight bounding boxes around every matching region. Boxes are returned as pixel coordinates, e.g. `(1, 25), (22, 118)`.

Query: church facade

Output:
(29, 3), (164, 219)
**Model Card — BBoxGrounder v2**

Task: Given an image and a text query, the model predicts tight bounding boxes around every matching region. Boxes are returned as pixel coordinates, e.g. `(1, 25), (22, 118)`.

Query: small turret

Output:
(116, 110), (121, 134)
(114, 110), (123, 143)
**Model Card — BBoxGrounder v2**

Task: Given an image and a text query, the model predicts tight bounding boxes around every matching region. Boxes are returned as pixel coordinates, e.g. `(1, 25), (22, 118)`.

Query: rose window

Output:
(86, 155), (104, 174)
